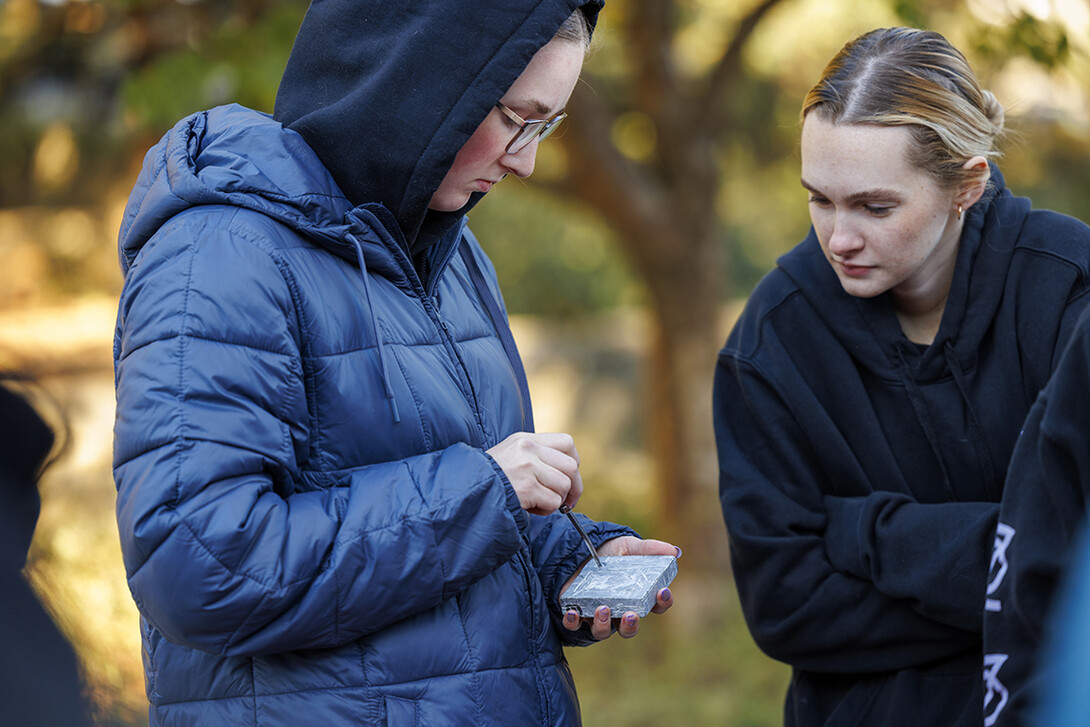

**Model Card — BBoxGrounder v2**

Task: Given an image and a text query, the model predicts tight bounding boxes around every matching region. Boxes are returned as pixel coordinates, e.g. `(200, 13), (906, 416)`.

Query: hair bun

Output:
(981, 90), (1006, 133)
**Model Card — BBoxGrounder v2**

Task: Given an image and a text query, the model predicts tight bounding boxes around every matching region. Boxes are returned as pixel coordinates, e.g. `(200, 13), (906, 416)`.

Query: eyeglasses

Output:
(494, 102), (568, 154)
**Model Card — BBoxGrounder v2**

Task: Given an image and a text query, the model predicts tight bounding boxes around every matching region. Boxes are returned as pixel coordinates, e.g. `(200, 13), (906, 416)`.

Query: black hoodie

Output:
(0, 385), (91, 726)
(984, 304), (1090, 726)
(714, 165), (1090, 726)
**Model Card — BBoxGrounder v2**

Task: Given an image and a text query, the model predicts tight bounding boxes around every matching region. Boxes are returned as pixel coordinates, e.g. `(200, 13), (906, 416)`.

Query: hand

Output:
(487, 432), (584, 515)
(560, 536), (680, 640)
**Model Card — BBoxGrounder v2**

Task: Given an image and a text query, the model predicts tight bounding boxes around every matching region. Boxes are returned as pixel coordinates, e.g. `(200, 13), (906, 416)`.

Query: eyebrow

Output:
(512, 98), (559, 118)
(800, 179), (901, 203)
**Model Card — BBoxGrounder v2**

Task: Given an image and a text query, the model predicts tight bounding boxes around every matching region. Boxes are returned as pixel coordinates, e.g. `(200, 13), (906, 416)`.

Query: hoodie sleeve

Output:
(821, 492), (997, 632)
(714, 352), (979, 674)
(983, 310), (1090, 725)
(113, 211), (528, 657)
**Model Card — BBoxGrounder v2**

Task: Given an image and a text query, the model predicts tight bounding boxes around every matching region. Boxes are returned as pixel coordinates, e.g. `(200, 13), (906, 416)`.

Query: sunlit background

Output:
(2, 0), (1088, 724)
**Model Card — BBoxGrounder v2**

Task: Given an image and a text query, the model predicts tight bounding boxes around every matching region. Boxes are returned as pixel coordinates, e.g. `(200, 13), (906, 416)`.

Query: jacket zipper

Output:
(425, 293), (488, 444)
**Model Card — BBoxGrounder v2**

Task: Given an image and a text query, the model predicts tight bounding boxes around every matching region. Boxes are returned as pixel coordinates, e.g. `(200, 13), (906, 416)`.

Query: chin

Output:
(837, 278), (886, 300)
(428, 194), (472, 213)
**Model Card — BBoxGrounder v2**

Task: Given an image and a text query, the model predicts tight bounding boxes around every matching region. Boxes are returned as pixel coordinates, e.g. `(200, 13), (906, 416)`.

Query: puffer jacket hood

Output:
(119, 104), (360, 273)
(117, 104), (429, 425)
(273, 0), (603, 254)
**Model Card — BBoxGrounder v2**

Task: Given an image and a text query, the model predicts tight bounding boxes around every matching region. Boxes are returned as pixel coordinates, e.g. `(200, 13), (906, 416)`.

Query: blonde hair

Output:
(802, 27), (1004, 190)
(555, 9), (592, 50)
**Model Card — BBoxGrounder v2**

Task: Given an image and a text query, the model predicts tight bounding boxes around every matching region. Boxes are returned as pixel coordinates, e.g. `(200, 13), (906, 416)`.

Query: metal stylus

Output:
(559, 504), (603, 568)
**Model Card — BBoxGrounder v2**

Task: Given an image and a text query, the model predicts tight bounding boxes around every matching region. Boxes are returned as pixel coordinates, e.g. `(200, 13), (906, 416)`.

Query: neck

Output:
(891, 267), (953, 345)
(890, 218), (964, 345)
(893, 297), (947, 345)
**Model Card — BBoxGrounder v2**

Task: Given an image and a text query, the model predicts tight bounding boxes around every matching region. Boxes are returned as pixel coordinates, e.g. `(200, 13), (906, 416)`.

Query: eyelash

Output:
(808, 196), (893, 217)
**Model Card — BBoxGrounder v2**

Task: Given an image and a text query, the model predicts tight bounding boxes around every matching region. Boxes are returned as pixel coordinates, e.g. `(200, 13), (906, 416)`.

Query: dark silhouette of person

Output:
(0, 380), (92, 727)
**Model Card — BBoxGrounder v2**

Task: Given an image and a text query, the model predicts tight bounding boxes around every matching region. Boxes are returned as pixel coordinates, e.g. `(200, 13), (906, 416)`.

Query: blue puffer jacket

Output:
(113, 3), (629, 725)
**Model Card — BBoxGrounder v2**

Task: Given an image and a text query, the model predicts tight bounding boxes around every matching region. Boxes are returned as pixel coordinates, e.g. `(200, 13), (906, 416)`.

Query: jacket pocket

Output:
(385, 695), (419, 727)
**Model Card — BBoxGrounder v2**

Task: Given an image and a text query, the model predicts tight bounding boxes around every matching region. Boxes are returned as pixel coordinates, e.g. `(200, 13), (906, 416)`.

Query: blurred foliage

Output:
(3, 0), (1089, 308)
(972, 11), (1072, 69)
(120, 1), (305, 128)
(471, 179), (646, 317)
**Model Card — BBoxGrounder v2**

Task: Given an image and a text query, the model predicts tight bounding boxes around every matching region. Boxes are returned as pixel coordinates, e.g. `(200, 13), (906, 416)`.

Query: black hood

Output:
(273, 0), (602, 254)
(0, 384), (53, 569)
(778, 164), (1029, 380)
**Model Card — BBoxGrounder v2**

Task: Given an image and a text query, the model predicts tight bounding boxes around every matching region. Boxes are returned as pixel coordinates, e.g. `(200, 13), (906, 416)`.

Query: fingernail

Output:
(596, 606), (609, 621)
(564, 610), (579, 624)
(623, 613), (637, 626)
(660, 588), (672, 603)
(675, 546), (683, 558)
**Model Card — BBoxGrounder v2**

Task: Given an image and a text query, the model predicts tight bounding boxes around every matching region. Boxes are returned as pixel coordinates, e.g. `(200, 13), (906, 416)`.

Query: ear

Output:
(955, 156), (991, 211)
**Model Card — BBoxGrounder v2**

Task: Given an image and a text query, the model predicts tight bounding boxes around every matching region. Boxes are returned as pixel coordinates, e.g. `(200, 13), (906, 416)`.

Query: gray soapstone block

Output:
(560, 555), (677, 617)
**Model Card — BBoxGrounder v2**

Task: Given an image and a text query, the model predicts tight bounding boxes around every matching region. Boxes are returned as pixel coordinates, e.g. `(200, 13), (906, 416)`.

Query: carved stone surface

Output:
(560, 555), (678, 617)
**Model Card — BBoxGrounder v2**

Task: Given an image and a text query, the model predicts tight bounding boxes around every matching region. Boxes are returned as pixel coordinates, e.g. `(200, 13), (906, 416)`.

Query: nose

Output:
(826, 213), (863, 258)
(501, 140), (538, 179)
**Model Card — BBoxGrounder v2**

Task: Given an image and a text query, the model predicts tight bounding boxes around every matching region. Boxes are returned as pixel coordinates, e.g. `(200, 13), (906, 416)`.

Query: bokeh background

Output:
(2, 0), (1088, 724)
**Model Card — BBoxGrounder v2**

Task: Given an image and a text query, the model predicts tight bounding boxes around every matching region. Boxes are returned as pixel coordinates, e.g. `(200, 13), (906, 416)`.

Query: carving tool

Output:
(559, 504), (603, 568)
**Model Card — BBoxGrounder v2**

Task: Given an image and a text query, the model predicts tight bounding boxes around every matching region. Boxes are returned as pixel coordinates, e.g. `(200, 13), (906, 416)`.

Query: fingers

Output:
(560, 606), (616, 640)
(631, 539), (682, 559)
(617, 611), (640, 639)
(533, 431), (581, 463)
(593, 606), (614, 640)
(561, 607), (612, 638)
(562, 467), (584, 510)
(651, 587), (673, 615)
(561, 604), (662, 640)
(596, 535), (682, 558)
(589, 607), (639, 640)
(487, 432), (582, 514)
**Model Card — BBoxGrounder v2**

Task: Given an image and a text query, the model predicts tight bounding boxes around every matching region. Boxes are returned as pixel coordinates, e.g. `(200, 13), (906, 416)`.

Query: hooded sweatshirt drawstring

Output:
(895, 345), (958, 501)
(348, 233), (400, 424)
(944, 341), (1001, 497)
(894, 342), (1002, 502)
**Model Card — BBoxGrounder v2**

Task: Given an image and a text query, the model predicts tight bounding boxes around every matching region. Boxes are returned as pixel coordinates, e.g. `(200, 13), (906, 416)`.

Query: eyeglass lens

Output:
(508, 114), (566, 154)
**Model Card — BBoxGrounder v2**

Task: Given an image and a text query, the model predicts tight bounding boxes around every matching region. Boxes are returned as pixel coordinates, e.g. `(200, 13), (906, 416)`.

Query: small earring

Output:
(957, 204), (964, 221)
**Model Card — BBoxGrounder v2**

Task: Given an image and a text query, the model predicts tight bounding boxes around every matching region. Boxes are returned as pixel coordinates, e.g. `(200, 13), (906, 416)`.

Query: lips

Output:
(836, 260), (873, 278)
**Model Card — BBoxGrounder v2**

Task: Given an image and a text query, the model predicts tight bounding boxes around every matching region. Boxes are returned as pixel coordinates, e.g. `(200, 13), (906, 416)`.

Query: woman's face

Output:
(429, 38), (585, 212)
(800, 115), (963, 305)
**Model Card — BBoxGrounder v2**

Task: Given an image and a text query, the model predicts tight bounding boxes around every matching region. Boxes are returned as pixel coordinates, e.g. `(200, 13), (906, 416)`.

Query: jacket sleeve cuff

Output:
(823, 495), (867, 579)
(485, 453), (529, 535)
(553, 521), (638, 647)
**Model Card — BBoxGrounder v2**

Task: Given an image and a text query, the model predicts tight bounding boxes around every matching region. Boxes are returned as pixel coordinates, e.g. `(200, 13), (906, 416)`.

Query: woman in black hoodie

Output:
(713, 27), (1090, 727)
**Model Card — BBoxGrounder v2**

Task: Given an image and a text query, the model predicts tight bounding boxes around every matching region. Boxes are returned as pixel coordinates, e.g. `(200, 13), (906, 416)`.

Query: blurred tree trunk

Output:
(550, 0), (786, 545)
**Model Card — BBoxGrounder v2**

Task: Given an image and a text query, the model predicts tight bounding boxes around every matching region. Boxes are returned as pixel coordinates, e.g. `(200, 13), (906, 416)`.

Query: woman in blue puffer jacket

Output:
(112, 2), (677, 725)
